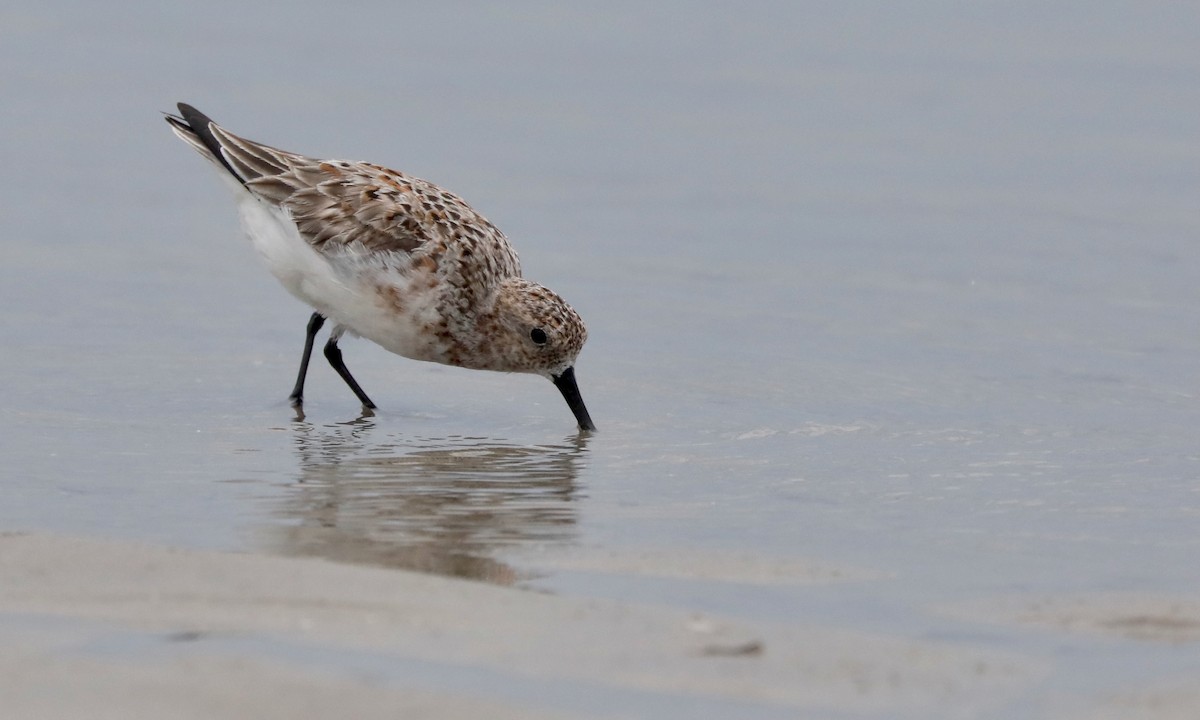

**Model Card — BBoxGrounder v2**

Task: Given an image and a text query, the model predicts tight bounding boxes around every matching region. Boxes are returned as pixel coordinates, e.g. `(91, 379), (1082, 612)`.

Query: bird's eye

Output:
(530, 328), (548, 345)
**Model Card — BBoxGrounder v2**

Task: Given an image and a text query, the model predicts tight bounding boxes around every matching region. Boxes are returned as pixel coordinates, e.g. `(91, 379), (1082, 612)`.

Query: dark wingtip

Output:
(176, 102), (212, 129)
(168, 102), (247, 185)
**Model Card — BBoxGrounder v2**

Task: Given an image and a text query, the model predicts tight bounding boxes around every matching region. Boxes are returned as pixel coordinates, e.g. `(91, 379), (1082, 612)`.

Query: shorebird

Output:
(166, 103), (594, 431)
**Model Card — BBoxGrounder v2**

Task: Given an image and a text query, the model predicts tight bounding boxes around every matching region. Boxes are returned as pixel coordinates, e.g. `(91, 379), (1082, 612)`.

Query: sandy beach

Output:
(5, 533), (1200, 718)
(0, 532), (1045, 718)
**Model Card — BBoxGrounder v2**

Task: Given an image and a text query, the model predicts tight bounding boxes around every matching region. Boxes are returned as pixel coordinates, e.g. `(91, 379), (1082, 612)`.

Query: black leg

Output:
(288, 312), (325, 407)
(324, 336), (377, 409)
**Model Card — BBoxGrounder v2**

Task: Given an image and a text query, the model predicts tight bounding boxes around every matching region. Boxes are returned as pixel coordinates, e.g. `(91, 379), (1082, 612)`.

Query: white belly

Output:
(236, 194), (444, 363)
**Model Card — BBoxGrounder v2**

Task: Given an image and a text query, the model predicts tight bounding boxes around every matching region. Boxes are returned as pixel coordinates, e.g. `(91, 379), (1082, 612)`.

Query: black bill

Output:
(552, 366), (596, 432)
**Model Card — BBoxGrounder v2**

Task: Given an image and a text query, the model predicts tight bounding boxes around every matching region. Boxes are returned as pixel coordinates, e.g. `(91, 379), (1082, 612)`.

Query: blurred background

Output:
(2, 2), (1199, 717)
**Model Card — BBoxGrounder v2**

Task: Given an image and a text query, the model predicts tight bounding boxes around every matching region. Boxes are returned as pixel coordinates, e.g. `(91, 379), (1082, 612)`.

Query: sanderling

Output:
(165, 103), (594, 431)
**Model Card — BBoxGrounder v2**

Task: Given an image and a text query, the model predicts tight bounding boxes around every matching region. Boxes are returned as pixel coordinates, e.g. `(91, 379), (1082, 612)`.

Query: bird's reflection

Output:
(262, 415), (588, 585)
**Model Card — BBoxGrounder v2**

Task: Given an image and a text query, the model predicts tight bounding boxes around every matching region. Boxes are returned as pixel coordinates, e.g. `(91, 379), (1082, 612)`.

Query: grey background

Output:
(2, 2), (1199, 716)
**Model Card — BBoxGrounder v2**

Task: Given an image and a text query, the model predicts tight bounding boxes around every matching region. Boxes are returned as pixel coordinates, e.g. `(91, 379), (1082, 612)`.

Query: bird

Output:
(165, 103), (594, 431)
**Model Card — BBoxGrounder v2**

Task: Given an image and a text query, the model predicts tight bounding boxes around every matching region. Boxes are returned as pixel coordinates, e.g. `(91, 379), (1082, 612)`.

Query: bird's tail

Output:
(164, 103), (250, 186)
(165, 103), (303, 190)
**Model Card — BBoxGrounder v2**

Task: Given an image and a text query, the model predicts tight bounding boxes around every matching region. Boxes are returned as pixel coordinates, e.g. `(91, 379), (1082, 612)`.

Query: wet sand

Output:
(6, 533), (1200, 718)
(0, 532), (1042, 718)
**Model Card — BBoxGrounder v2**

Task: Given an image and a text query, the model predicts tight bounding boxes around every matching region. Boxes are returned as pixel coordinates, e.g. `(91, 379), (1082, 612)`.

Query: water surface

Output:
(2, 2), (1199, 717)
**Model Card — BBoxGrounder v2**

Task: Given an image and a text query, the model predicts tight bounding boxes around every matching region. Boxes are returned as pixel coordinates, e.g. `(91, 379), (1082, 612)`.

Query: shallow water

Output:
(3, 1), (1200, 716)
